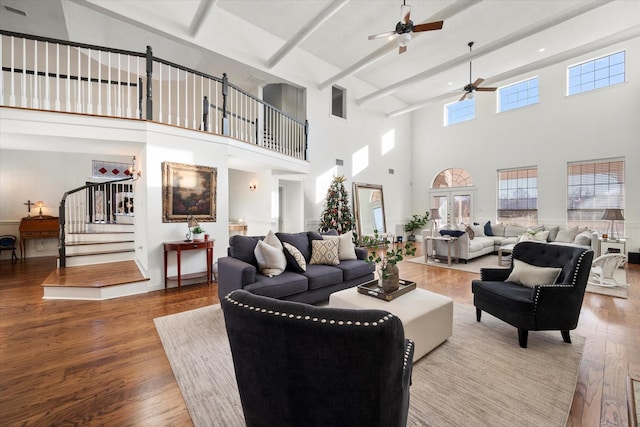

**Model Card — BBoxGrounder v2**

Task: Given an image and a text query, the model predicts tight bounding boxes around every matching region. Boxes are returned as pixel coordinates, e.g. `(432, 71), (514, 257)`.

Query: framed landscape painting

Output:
(162, 162), (217, 223)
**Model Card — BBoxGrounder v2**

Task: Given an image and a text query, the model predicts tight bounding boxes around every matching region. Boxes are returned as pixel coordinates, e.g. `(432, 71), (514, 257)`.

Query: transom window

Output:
(567, 158), (625, 233)
(497, 167), (538, 226)
(445, 98), (474, 126)
(498, 77), (539, 112)
(433, 168), (473, 188)
(568, 51), (625, 95)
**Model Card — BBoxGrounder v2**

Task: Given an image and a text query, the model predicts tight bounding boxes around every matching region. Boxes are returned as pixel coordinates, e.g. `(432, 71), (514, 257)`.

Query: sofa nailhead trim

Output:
(532, 250), (590, 315)
(224, 294), (394, 328)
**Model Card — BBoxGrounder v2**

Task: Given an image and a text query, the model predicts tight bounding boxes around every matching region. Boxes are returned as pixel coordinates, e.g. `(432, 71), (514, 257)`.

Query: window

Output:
(498, 77), (539, 112)
(497, 167), (538, 226)
(433, 168), (473, 188)
(568, 51), (625, 95)
(445, 98), (474, 126)
(331, 85), (346, 119)
(567, 158), (625, 233)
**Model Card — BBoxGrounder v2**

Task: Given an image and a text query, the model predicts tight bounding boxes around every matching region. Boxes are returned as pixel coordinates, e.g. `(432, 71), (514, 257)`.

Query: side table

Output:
(498, 243), (516, 266)
(164, 239), (214, 289)
(424, 235), (459, 265)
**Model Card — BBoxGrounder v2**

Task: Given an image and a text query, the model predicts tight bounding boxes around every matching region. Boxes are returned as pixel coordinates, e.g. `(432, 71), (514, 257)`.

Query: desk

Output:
(164, 240), (214, 289)
(19, 216), (59, 259)
(424, 235), (459, 266)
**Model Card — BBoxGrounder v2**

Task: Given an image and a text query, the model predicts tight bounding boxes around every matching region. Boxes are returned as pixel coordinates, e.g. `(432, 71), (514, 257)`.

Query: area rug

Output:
(155, 303), (584, 427)
(405, 254), (503, 274)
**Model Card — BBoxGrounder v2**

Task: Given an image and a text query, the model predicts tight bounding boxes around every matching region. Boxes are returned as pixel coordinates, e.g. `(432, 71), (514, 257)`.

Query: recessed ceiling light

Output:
(538, 48), (545, 53)
(448, 82), (453, 86)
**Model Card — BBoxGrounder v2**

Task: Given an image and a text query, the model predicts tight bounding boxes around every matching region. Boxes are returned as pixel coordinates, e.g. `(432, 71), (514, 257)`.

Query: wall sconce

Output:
(36, 201), (44, 217)
(128, 155), (142, 180)
(249, 182), (257, 191)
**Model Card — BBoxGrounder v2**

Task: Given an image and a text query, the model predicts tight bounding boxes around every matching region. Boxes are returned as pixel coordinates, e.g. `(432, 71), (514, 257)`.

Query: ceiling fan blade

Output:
(368, 31), (396, 40)
(399, 45), (408, 54)
(400, 4), (411, 24)
(459, 92), (468, 102)
(472, 78), (484, 87)
(412, 20), (444, 33)
(476, 87), (497, 92)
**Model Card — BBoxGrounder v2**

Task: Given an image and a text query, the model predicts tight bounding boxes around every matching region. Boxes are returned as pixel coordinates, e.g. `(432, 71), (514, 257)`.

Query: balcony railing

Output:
(0, 30), (308, 160)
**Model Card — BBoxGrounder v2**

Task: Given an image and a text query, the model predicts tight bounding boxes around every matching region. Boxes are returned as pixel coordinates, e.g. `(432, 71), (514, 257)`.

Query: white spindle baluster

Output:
(55, 43), (60, 111)
(107, 52), (111, 115)
(33, 40), (39, 108)
(126, 55), (131, 118)
(158, 62), (163, 123)
(21, 38), (27, 107)
(76, 47), (82, 112)
(116, 53), (122, 116)
(44, 41), (50, 109)
(10, 36), (16, 106)
(136, 56), (140, 119)
(0, 35), (4, 105)
(184, 69), (188, 128)
(87, 48), (92, 114)
(192, 73), (196, 129)
(176, 67), (180, 126)
(97, 50), (101, 115)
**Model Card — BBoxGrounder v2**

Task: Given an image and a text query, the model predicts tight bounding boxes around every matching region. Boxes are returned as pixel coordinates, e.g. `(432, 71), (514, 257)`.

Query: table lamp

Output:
(36, 201), (44, 217)
(601, 208), (624, 240)
(430, 208), (441, 237)
(185, 214), (199, 242)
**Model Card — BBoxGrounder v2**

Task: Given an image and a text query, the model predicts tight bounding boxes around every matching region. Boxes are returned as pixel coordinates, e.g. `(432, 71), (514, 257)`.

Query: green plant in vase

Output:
(404, 211), (429, 241)
(362, 230), (416, 293)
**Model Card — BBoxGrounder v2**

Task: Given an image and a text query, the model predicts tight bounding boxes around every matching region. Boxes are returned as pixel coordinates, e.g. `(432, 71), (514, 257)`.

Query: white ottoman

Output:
(329, 287), (453, 361)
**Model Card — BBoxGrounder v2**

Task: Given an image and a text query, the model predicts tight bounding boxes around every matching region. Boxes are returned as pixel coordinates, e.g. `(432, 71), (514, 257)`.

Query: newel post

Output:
(146, 45), (153, 120)
(222, 73), (229, 135)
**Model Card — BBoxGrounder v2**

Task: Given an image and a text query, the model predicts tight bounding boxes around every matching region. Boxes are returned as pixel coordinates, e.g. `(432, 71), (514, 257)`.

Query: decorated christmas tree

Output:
(319, 175), (357, 238)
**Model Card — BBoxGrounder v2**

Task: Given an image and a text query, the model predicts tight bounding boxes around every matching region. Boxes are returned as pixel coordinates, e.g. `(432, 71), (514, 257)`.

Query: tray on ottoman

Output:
(357, 279), (416, 301)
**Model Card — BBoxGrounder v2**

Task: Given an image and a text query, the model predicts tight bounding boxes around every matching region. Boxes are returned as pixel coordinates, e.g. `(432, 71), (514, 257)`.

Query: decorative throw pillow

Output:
(282, 242), (306, 272)
(484, 221), (494, 236)
(519, 229), (550, 243)
(309, 238), (340, 265)
(555, 226), (580, 243)
(506, 259), (562, 288)
(254, 240), (287, 277)
(323, 230), (357, 261)
(466, 225), (475, 240)
(574, 230), (593, 246)
(545, 226), (560, 242)
(470, 224), (485, 237)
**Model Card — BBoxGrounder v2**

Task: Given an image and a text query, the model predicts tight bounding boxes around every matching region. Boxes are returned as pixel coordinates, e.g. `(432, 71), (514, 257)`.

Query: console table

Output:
(164, 240), (214, 289)
(19, 216), (59, 259)
(424, 235), (459, 266)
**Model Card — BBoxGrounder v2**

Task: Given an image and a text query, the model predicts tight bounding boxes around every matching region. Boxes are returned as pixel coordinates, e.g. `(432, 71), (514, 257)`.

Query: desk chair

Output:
(0, 235), (18, 263)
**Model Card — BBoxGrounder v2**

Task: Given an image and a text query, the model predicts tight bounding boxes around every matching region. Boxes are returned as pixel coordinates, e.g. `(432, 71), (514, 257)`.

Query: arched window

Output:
(432, 168), (473, 188)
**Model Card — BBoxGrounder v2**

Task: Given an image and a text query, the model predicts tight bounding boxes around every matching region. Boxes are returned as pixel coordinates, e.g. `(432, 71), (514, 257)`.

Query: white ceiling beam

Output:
(189, 0), (217, 37)
(358, 0), (613, 106)
(387, 24), (640, 118)
(266, 0), (350, 69)
(318, 0), (481, 90)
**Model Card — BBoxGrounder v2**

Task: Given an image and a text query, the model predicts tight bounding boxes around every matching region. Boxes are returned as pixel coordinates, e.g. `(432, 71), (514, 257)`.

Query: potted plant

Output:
(362, 230), (417, 293)
(404, 211), (429, 241)
(192, 225), (206, 240)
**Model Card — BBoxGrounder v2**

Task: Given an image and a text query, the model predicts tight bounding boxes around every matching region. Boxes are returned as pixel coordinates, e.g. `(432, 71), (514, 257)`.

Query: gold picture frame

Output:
(162, 162), (217, 223)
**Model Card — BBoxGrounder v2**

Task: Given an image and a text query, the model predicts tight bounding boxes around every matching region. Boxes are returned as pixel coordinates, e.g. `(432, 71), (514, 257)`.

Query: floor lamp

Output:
(601, 209), (624, 240)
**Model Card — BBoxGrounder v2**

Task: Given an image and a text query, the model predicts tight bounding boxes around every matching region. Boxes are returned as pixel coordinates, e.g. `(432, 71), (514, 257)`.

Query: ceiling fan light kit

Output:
(459, 41), (498, 102)
(368, 1), (444, 54)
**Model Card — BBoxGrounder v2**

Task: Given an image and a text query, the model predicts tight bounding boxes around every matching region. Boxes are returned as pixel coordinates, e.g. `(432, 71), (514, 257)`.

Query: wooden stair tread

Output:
(42, 260), (149, 288)
(65, 240), (134, 246)
(65, 248), (135, 257)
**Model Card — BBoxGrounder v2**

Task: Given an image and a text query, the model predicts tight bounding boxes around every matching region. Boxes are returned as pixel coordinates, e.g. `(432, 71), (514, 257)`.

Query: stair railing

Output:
(58, 177), (134, 267)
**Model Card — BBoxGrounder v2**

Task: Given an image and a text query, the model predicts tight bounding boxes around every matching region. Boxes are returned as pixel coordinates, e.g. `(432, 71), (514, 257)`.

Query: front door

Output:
(429, 188), (477, 228)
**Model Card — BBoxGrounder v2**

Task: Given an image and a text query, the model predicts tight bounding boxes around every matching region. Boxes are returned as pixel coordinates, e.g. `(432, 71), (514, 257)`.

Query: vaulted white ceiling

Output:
(2, 0), (639, 116)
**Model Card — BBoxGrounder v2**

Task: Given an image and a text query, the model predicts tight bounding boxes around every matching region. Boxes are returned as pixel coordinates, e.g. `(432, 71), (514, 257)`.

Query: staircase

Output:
(62, 219), (135, 267)
(45, 177), (148, 300)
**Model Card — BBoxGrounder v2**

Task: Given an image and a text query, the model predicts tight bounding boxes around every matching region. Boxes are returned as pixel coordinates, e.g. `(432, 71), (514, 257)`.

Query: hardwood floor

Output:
(1, 252), (638, 426)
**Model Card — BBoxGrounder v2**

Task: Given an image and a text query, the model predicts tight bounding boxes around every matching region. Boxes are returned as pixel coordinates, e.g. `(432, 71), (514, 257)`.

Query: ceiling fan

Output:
(459, 41), (497, 101)
(368, 1), (443, 54)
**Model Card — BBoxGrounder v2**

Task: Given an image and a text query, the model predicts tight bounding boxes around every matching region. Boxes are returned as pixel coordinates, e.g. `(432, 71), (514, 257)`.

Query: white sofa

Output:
(422, 223), (598, 263)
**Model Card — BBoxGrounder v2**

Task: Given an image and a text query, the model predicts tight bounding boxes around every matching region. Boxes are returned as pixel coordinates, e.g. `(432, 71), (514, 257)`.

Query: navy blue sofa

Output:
(217, 231), (375, 304)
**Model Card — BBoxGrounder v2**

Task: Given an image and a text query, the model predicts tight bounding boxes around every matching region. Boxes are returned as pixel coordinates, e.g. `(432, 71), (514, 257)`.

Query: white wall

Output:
(410, 37), (640, 252)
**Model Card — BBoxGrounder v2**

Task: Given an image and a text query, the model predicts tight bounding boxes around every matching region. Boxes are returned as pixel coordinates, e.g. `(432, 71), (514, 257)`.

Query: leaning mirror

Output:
(352, 182), (386, 240)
